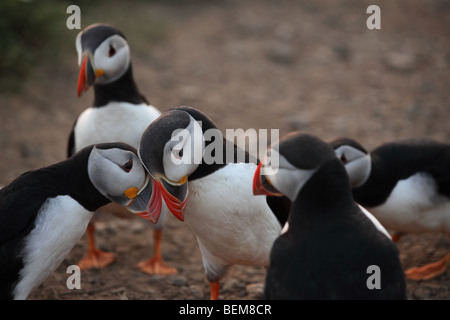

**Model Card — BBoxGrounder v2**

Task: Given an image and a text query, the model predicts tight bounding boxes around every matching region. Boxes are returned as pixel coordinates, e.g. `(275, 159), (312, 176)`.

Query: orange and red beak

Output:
(156, 178), (189, 222)
(77, 51), (103, 97)
(126, 177), (162, 224)
(253, 162), (283, 197)
(143, 174), (189, 222)
(77, 55), (89, 97)
(135, 178), (163, 224)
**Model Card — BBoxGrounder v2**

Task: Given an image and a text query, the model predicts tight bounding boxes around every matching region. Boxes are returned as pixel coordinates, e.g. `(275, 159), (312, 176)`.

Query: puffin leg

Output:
(78, 222), (115, 269)
(405, 253), (450, 280)
(210, 281), (220, 300)
(136, 229), (177, 275)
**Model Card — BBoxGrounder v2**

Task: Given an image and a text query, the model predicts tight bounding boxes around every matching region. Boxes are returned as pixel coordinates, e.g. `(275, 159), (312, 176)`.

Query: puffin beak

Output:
(157, 176), (189, 222)
(253, 162), (283, 197)
(77, 51), (104, 97)
(126, 175), (162, 224)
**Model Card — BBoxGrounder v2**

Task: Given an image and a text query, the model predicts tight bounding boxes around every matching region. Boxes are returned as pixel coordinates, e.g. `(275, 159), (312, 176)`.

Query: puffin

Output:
(68, 23), (175, 275)
(253, 132), (406, 300)
(138, 106), (290, 300)
(0, 142), (157, 300)
(330, 137), (450, 281)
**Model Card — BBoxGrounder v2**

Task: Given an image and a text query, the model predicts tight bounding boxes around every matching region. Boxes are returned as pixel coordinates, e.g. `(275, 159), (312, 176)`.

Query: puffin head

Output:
(138, 107), (208, 221)
(329, 138), (372, 188)
(75, 23), (131, 97)
(253, 132), (337, 201)
(87, 143), (161, 223)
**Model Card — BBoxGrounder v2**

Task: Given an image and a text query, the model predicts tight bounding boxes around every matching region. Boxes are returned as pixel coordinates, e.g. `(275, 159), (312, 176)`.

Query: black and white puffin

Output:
(138, 106), (290, 300)
(0, 142), (157, 300)
(253, 132), (406, 300)
(331, 137), (450, 281)
(68, 23), (175, 274)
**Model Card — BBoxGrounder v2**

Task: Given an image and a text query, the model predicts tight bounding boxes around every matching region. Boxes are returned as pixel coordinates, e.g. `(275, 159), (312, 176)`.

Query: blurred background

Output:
(0, 0), (449, 300)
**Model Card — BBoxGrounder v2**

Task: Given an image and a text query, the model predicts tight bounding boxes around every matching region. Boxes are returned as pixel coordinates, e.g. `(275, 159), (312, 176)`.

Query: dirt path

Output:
(1, 0), (449, 300)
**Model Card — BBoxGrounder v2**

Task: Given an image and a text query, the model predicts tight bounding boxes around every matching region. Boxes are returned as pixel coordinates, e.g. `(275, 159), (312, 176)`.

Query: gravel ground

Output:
(0, 0), (449, 300)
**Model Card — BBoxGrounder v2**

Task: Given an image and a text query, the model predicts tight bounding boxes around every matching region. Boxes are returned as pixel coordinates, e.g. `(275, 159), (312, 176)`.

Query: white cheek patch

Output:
(75, 32), (83, 65)
(345, 154), (371, 187)
(334, 145), (366, 163)
(162, 130), (194, 182)
(168, 128), (191, 166)
(88, 149), (124, 197)
(270, 167), (317, 201)
(260, 148), (280, 175)
(334, 146), (371, 188)
(93, 35), (130, 84)
(88, 148), (145, 198)
(265, 154), (317, 201)
(163, 116), (204, 182)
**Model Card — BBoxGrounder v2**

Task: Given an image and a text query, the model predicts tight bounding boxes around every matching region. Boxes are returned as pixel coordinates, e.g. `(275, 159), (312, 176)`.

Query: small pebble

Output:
(245, 283), (264, 299)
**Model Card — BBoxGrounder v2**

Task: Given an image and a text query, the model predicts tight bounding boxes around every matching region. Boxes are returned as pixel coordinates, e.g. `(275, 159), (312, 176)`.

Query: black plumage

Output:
(262, 133), (406, 300)
(0, 145), (111, 299)
(348, 139), (450, 207)
(330, 137), (450, 281)
(92, 65), (148, 108)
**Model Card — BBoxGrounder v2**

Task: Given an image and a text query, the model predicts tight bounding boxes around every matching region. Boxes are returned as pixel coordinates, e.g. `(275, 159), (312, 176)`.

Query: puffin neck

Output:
(289, 158), (356, 228)
(45, 148), (111, 211)
(93, 64), (148, 107)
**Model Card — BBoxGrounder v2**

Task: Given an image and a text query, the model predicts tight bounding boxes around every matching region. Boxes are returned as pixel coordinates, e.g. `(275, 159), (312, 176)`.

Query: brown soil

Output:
(1, 0), (449, 300)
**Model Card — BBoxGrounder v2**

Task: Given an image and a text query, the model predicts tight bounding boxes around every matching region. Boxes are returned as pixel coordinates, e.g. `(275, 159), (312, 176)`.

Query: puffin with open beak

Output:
(138, 106), (290, 300)
(68, 23), (175, 275)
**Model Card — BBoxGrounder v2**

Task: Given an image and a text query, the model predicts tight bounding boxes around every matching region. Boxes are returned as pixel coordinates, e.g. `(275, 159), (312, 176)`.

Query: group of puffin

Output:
(0, 23), (448, 300)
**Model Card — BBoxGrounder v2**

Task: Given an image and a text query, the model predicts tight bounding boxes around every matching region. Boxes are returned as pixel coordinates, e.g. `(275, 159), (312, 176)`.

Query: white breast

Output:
(369, 172), (450, 234)
(185, 163), (282, 269)
(13, 196), (93, 300)
(74, 102), (161, 151)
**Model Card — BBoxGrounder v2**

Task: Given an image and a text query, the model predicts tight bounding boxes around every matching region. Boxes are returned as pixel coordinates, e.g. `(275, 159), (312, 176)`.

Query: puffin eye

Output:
(108, 45), (116, 57)
(173, 148), (183, 160)
(121, 159), (133, 172)
(340, 154), (348, 165)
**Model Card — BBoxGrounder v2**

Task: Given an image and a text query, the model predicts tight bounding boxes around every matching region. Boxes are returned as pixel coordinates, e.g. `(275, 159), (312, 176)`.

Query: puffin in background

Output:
(68, 23), (175, 275)
(138, 106), (290, 300)
(254, 132), (406, 300)
(0, 142), (157, 300)
(331, 137), (450, 281)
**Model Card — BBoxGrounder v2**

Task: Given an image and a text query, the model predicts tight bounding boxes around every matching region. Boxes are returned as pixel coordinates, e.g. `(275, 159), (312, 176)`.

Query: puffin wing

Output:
(0, 171), (49, 298)
(0, 171), (49, 246)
